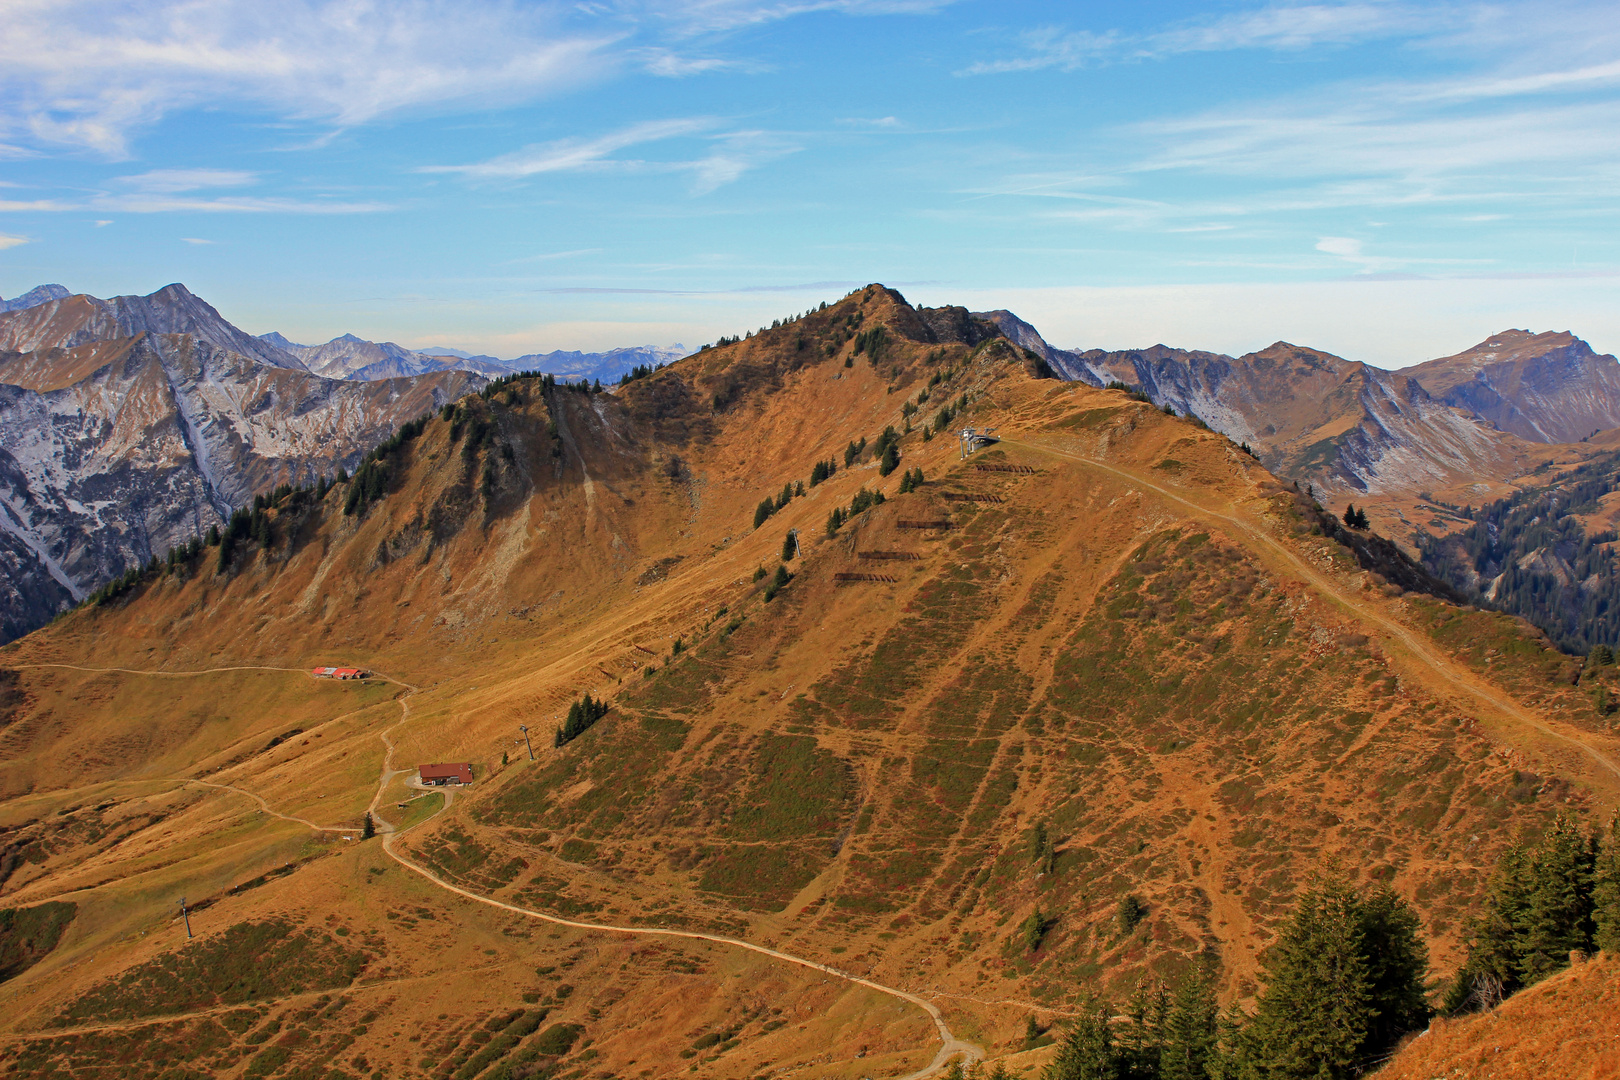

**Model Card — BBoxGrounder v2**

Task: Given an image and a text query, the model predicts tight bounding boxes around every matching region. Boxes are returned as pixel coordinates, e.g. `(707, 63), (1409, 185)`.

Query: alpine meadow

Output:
(3, 3), (1620, 1079)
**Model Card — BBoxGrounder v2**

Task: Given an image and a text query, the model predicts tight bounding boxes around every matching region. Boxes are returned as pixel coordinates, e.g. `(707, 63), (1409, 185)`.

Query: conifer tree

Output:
(361, 813), (375, 840)
(1514, 813), (1596, 982)
(781, 531), (797, 561)
(879, 441), (900, 477)
(1045, 995), (1119, 1080)
(1356, 886), (1432, 1054)
(1031, 820), (1055, 874)
(1450, 842), (1530, 1010)
(1235, 876), (1372, 1080)
(1158, 971), (1218, 1080)
(1343, 504), (1358, 528)
(1116, 983), (1168, 1080)
(1594, 814), (1620, 954)
(1021, 907), (1049, 952)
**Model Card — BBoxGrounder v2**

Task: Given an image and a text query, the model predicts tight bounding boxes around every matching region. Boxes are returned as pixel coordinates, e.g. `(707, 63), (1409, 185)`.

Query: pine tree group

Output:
(1447, 811), (1620, 1010)
(1043, 876), (1429, 1080)
(554, 694), (611, 747)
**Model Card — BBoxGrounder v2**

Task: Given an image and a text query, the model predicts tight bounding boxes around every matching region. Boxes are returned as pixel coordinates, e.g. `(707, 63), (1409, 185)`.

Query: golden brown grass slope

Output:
(0, 284), (1617, 1079)
(1374, 950), (1620, 1080)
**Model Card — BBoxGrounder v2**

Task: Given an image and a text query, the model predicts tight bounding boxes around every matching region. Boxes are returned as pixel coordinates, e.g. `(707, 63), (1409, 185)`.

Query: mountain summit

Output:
(0, 283), (304, 371)
(1399, 329), (1620, 444)
(0, 284), (72, 313)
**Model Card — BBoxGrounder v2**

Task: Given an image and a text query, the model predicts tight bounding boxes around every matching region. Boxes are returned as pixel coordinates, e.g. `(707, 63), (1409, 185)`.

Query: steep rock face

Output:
(1274, 359), (1515, 495)
(974, 309), (1107, 383)
(0, 285), (304, 371)
(0, 285), (72, 314)
(1399, 329), (1620, 443)
(0, 329), (484, 643)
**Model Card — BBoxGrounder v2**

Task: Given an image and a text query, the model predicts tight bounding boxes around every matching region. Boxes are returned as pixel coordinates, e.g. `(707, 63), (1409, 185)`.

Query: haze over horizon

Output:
(3, 0), (1619, 364)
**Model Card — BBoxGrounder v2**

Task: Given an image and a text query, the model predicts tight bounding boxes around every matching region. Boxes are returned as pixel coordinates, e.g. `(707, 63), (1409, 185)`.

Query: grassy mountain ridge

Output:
(0, 285), (1614, 1078)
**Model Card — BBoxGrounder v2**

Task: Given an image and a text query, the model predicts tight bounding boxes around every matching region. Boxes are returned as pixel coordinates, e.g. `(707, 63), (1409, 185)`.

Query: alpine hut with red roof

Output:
(419, 763), (473, 786)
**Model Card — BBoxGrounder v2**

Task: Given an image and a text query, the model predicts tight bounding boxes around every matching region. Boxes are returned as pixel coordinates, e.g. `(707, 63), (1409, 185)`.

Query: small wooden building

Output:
(419, 762), (473, 786)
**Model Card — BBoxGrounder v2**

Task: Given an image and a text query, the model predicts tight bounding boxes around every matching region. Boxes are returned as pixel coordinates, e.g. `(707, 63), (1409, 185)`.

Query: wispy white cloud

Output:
(0, 233), (30, 250)
(686, 129), (800, 193)
(0, 192), (387, 214)
(181, 237), (214, 244)
(965, 20), (1620, 235)
(0, 0), (956, 157)
(636, 49), (753, 77)
(424, 118), (717, 179)
(637, 0), (955, 36)
(118, 168), (257, 193)
(963, 2), (1448, 75)
(424, 117), (796, 192)
(0, 1), (623, 156)
(508, 248), (602, 263)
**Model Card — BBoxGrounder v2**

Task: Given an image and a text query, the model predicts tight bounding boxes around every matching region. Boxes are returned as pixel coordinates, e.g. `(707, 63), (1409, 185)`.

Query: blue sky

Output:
(2, 0), (1618, 365)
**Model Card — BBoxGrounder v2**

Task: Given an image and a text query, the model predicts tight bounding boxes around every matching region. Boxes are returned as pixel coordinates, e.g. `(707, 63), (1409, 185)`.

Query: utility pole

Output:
(179, 896), (192, 939)
(519, 725), (534, 761)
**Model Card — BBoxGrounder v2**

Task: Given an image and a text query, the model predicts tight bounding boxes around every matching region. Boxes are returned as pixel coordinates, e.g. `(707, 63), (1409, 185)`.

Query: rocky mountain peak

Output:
(1401, 328), (1620, 443)
(0, 284), (72, 313)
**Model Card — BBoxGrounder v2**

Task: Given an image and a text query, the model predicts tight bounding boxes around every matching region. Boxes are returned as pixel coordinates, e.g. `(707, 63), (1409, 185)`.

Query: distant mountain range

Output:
(978, 310), (1620, 508)
(259, 332), (690, 384)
